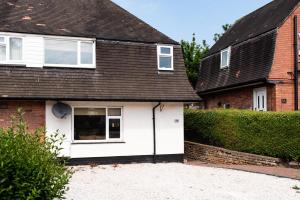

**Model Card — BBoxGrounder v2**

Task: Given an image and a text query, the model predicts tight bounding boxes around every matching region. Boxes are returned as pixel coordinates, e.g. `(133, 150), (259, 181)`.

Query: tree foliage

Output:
(213, 24), (232, 42)
(181, 34), (209, 88)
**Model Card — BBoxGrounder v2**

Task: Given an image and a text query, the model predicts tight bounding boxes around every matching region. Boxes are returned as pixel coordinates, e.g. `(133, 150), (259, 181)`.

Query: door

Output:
(253, 87), (267, 111)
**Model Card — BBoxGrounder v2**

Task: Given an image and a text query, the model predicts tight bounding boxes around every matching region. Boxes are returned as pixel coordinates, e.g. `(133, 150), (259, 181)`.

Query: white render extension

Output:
(46, 101), (184, 162)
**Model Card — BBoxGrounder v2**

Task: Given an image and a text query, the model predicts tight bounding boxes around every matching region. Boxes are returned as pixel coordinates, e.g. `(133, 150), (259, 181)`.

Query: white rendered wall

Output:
(45, 101), (184, 158)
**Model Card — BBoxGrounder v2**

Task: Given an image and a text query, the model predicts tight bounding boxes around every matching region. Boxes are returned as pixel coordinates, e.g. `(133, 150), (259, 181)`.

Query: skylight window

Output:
(220, 47), (231, 69)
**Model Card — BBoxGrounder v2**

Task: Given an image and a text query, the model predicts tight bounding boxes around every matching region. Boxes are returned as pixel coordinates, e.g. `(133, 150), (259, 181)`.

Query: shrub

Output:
(0, 109), (72, 199)
(185, 109), (300, 162)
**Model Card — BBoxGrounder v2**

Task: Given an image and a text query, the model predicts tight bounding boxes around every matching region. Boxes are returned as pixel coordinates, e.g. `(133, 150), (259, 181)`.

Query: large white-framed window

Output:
(220, 46), (231, 69)
(72, 107), (123, 143)
(0, 35), (23, 64)
(157, 45), (173, 70)
(44, 38), (96, 68)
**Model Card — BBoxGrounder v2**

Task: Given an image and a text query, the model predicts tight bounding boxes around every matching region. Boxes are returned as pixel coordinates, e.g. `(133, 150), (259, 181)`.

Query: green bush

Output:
(185, 109), (300, 162)
(0, 109), (72, 199)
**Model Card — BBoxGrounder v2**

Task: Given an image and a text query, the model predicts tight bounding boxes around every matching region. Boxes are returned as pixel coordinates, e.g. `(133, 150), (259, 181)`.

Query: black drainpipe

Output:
(294, 16), (299, 111)
(152, 102), (161, 163)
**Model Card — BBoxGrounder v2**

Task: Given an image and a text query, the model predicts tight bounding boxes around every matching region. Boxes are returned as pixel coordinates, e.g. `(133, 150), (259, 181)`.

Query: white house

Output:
(0, 0), (200, 164)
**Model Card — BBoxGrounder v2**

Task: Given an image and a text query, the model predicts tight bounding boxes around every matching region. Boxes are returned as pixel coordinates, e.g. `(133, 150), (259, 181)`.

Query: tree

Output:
(181, 33), (209, 88)
(213, 24), (232, 42)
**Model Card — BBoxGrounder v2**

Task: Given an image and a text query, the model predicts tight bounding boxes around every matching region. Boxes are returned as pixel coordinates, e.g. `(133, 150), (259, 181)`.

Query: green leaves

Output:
(181, 33), (209, 88)
(184, 109), (300, 162)
(213, 24), (232, 42)
(0, 109), (72, 200)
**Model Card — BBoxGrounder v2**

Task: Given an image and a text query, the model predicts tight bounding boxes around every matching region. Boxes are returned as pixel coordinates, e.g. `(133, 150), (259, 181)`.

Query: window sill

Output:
(71, 141), (125, 145)
(158, 70), (174, 74)
(220, 66), (229, 70)
(0, 63), (26, 67)
(43, 65), (96, 69)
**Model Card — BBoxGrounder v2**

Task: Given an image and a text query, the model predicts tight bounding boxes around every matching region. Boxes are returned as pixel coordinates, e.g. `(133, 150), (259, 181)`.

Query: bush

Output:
(185, 109), (300, 162)
(0, 109), (72, 199)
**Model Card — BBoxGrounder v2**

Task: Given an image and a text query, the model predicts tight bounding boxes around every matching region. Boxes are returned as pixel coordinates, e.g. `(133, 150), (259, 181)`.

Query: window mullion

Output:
(6, 36), (9, 62)
(77, 41), (81, 66)
(106, 108), (109, 141)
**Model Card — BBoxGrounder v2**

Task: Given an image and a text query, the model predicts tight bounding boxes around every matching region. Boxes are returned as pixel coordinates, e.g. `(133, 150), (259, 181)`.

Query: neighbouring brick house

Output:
(197, 0), (300, 112)
(0, 0), (199, 164)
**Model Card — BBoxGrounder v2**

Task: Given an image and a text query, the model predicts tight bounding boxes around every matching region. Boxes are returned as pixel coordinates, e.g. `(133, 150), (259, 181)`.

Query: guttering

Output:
(152, 102), (161, 164)
(294, 16), (299, 111)
(0, 97), (201, 103)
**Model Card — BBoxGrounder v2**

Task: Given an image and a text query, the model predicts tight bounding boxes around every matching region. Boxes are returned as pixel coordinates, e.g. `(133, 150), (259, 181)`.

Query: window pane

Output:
(74, 108), (106, 140)
(45, 39), (77, 65)
(0, 45), (5, 61)
(221, 51), (228, 67)
(0, 37), (4, 43)
(109, 119), (120, 139)
(10, 38), (22, 60)
(159, 56), (172, 69)
(160, 47), (171, 54)
(108, 108), (121, 116)
(81, 42), (93, 64)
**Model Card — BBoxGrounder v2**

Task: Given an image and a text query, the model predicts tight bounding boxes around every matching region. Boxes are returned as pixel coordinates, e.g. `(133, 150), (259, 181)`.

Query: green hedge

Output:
(184, 109), (300, 162)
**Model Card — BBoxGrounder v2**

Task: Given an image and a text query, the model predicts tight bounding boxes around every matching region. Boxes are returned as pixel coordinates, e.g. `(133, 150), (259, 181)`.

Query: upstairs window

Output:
(44, 38), (95, 68)
(157, 45), (173, 70)
(220, 47), (231, 69)
(0, 36), (23, 63)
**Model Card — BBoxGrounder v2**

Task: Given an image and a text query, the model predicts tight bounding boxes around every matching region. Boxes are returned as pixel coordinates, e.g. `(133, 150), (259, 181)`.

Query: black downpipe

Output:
(152, 102), (161, 163)
(294, 16), (299, 111)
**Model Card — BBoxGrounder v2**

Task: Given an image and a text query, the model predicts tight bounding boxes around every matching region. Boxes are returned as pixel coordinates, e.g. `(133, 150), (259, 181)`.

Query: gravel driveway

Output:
(65, 163), (300, 200)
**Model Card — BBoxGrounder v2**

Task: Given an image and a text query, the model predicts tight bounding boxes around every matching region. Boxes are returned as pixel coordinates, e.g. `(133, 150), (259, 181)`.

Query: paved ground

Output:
(188, 160), (300, 180)
(65, 163), (300, 200)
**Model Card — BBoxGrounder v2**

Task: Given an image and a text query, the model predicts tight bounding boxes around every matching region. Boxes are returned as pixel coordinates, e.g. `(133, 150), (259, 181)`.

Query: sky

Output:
(112, 0), (272, 46)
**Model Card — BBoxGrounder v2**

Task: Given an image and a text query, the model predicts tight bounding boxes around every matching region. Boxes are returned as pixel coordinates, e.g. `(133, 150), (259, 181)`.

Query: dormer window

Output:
(44, 38), (95, 68)
(220, 47), (231, 69)
(0, 36), (23, 63)
(157, 45), (173, 70)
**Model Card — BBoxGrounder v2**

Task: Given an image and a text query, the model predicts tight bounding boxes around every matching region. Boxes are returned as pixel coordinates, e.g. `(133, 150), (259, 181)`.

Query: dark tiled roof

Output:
(196, 31), (276, 93)
(0, 0), (177, 44)
(0, 41), (199, 102)
(208, 0), (299, 55)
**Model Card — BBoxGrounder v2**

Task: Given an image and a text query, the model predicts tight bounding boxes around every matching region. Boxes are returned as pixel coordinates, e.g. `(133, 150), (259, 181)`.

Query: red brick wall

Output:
(269, 5), (300, 111)
(203, 87), (253, 110)
(203, 85), (276, 111)
(0, 101), (45, 131)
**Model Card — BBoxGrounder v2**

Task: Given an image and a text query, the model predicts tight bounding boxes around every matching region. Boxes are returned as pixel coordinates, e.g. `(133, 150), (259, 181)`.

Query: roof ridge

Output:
(109, 0), (178, 44)
(207, 0), (300, 56)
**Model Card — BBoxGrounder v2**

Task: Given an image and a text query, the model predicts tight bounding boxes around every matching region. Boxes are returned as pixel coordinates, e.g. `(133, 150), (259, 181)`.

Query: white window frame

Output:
(43, 38), (96, 69)
(220, 46), (231, 69)
(71, 106), (123, 144)
(157, 45), (174, 71)
(0, 35), (24, 64)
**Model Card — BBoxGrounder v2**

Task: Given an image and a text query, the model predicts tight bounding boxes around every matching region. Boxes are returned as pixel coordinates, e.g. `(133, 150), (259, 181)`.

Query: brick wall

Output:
(269, 4), (300, 111)
(203, 87), (253, 110)
(185, 141), (280, 166)
(0, 101), (45, 131)
(203, 85), (276, 111)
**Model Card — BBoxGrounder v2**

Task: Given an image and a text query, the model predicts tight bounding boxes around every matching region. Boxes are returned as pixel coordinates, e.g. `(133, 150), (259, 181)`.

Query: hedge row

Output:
(184, 109), (300, 162)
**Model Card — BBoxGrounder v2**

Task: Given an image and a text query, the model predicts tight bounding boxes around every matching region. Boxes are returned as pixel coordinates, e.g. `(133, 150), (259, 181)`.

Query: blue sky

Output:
(112, 0), (272, 46)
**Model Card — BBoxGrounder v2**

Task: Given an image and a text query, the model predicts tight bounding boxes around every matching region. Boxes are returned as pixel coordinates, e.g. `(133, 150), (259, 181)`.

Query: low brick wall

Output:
(185, 141), (281, 166)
